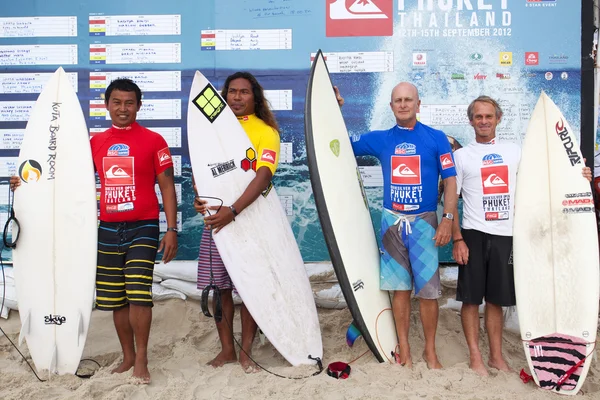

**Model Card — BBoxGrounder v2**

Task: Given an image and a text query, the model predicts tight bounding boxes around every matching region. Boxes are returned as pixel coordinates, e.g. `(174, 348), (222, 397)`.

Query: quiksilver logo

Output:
(555, 119), (581, 166)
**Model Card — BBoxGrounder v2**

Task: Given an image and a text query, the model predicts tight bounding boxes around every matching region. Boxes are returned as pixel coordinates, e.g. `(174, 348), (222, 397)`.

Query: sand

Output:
(1, 291), (599, 400)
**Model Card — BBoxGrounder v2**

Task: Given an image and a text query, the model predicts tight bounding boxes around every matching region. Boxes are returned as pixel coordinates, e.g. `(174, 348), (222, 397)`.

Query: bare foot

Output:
(207, 350), (237, 368)
(394, 345), (413, 367)
(239, 352), (260, 373)
(132, 359), (151, 384)
(489, 357), (513, 373)
(423, 351), (443, 369)
(111, 358), (135, 374)
(469, 356), (489, 377)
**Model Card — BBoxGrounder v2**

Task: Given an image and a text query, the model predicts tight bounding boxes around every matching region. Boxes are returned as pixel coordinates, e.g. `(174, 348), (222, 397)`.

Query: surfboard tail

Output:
(346, 322), (362, 347)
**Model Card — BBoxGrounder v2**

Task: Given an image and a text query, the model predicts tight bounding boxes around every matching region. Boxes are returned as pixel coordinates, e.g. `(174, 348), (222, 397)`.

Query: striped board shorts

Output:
(197, 228), (235, 291)
(95, 219), (159, 311)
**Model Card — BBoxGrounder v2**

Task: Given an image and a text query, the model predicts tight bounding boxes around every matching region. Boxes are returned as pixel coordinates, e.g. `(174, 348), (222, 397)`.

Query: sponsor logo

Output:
(330, 139), (340, 157)
(392, 203), (419, 211)
(326, 0), (393, 37)
(474, 73), (487, 80)
(481, 165), (509, 195)
(211, 159), (236, 177)
(562, 199), (592, 206)
(413, 52), (427, 67)
(353, 280), (364, 291)
(451, 73), (465, 80)
(482, 153), (504, 165)
(18, 159), (42, 183)
(440, 153), (454, 169)
(469, 53), (483, 62)
(241, 147), (257, 172)
(395, 143), (416, 155)
(561, 72), (568, 80)
(499, 52), (512, 66)
(545, 72), (553, 80)
(157, 147), (171, 167)
(562, 207), (593, 214)
(103, 157), (134, 186)
(351, 134), (361, 142)
(107, 143), (130, 156)
(485, 211), (509, 221)
(106, 202), (134, 213)
(525, 52), (539, 65)
(496, 73), (511, 80)
(565, 192), (592, 198)
(192, 84), (225, 123)
(549, 54), (568, 64)
(391, 155), (421, 185)
(555, 119), (581, 166)
(261, 148), (277, 164)
(44, 314), (66, 325)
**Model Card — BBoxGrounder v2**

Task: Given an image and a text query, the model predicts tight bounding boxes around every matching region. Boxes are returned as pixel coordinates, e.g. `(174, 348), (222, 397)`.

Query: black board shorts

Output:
(456, 229), (515, 307)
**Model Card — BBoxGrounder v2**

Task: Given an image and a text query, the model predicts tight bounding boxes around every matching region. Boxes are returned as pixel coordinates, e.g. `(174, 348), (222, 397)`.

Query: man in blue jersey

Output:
(350, 82), (458, 368)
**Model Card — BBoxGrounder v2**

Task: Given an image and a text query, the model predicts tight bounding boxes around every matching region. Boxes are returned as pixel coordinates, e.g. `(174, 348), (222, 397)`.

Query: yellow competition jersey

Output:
(238, 114), (280, 175)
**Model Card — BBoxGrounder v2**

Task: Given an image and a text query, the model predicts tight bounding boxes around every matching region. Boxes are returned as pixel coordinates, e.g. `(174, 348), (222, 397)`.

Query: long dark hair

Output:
(221, 72), (279, 132)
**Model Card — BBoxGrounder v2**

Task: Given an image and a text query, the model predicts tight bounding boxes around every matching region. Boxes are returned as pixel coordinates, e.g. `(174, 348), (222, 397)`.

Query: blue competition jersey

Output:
(351, 122), (456, 214)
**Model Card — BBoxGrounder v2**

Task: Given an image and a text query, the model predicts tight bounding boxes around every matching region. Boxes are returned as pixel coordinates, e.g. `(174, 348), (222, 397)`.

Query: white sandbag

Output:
(314, 284), (347, 309)
(0, 283), (18, 311)
(152, 283), (186, 302)
(154, 261), (197, 282)
(0, 266), (14, 285)
(1, 305), (9, 319)
(153, 274), (162, 283)
(503, 306), (520, 334)
(161, 279), (243, 304)
(440, 266), (458, 289)
(441, 298), (485, 314)
(305, 262), (337, 283)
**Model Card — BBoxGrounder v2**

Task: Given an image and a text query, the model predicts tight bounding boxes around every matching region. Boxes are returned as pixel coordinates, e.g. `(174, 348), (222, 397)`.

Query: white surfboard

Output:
(514, 92), (599, 395)
(304, 50), (397, 362)
(12, 67), (97, 375)
(187, 71), (322, 366)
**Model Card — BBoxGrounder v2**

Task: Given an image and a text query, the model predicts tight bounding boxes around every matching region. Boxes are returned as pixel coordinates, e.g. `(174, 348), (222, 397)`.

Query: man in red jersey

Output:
(11, 78), (178, 384)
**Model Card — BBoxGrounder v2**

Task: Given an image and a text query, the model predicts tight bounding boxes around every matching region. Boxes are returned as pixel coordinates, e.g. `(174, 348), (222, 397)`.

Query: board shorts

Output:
(456, 229), (515, 306)
(95, 220), (159, 311)
(197, 228), (235, 291)
(380, 210), (441, 299)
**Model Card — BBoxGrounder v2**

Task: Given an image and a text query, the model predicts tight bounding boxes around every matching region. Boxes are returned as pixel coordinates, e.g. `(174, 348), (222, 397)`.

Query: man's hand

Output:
(433, 218), (452, 247)
(194, 197), (208, 215)
(452, 240), (469, 265)
(9, 176), (20, 191)
(204, 205), (236, 233)
(333, 86), (344, 107)
(158, 231), (177, 263)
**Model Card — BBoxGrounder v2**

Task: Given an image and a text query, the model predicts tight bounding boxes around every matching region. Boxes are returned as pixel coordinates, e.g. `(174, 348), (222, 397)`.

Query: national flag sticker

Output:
(440, 153), (455, 169)
(192, 84), (226, 123)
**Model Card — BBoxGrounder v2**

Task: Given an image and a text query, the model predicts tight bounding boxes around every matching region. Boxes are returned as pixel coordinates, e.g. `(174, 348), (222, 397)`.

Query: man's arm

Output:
(157, 166), (178, 263)
(204, 166), (272, 233)
(433, 176), (457, 247)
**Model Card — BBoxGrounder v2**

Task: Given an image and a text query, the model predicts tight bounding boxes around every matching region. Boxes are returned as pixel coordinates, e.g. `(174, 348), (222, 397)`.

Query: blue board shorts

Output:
(379, 210), (441, 299)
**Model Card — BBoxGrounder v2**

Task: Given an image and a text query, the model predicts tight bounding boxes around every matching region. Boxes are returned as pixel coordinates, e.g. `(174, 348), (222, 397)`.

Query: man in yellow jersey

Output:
(194, 72), (280, 373)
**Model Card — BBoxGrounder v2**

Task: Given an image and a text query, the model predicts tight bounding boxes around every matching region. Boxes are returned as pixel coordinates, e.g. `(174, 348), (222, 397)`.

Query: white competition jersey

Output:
(455, 140), (521, 236)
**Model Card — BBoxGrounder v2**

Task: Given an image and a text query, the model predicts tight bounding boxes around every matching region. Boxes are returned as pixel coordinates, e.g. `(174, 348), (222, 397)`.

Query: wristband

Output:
(453, 238), (464, 244)
(229, 205), (238, 220)
(166, 227), (178, 233)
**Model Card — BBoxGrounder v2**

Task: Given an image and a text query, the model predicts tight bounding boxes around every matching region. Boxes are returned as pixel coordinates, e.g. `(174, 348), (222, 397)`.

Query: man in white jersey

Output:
(451, 96), (591, 377)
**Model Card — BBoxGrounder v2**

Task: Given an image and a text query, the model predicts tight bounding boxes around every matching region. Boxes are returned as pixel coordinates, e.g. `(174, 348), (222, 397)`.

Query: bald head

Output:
(391, 82), (419, 103)
(389, 82), (421, 128)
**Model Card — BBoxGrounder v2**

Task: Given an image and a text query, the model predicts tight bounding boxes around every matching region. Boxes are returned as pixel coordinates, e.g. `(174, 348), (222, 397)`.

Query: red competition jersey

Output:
(91, 122), (173, 222)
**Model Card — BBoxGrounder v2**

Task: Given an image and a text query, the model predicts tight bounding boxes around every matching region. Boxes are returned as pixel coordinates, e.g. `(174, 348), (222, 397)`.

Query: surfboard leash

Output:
(0, 184), (100, 381)
(197, 195), (324, 379)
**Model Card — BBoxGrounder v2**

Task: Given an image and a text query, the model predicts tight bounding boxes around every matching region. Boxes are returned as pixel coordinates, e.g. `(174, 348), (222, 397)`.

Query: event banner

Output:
(0, 0), (581, 262)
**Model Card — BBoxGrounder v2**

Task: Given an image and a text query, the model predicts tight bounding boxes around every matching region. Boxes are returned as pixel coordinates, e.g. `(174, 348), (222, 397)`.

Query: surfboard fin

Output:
(346, 322), (362, 347)
(77, 311), (84, 347)
(49, 344), (58, 375)
(18, 310), (30, 346)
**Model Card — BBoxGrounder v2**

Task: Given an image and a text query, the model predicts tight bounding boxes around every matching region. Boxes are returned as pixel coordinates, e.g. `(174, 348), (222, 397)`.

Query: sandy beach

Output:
(1, 281), (599, 400)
